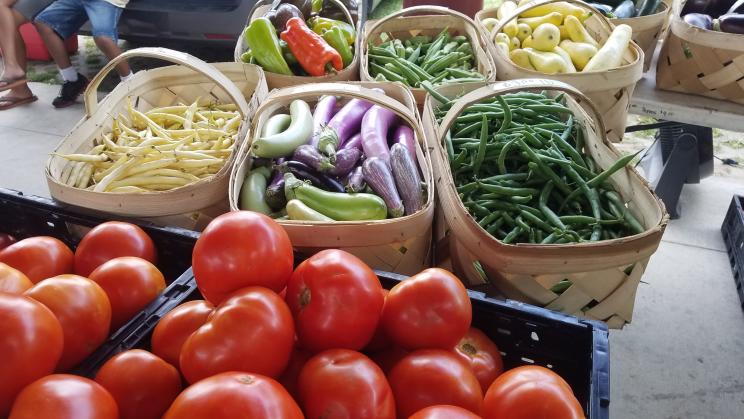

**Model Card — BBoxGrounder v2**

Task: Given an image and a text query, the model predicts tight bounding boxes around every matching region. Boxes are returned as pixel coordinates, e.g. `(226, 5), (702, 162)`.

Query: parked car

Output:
(82, 0), (365, 49)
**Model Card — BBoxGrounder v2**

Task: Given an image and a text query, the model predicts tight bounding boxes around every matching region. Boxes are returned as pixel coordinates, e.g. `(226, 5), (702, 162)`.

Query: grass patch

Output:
(26, 68), (60, 84)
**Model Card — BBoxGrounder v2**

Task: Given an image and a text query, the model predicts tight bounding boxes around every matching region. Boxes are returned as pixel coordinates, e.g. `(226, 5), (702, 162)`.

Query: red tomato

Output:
(192, 211), (293, 304)
(409, 405), (482, 419)
(151, 300), (214, 367)
(365, 289), (393, 352)
(368, 346), (409, 375)
(0, 294), (63, 417)
(0, 236), (73, 282)
(74, 221), (157, 277)
(89, 257), (166, 329)
(0, 233), (16, 250)
(95, 349), (182, 419)
(180, 287), (295, 383)
(278, 348), (312, 400)
(9, 374), (118, 419)
(299, 349), (395, 419)
(163, 372), (303, 419)
(25, 275), (112, 370)
(382, 268), (471, 350)
(0, 262), (33, 294)
(454, 327), (504, 393)
(286, 249), (384, 352)
(482, 365), (584, 419)
(388, 349), (482, 418)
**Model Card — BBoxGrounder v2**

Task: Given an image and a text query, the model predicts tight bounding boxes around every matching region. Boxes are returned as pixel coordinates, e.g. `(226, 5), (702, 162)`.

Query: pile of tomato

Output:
(0, 222), (167, 418)
(0, 212), (587, 419)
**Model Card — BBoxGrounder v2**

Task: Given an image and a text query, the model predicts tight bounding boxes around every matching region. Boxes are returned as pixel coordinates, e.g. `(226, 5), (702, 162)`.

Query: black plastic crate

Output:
(722, 195), (744, 309)
(0, 188), (199, 372)
(79, 270), (610, 419)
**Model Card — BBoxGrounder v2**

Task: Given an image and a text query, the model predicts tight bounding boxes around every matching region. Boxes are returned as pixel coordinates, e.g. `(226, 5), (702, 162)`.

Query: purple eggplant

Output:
(682, 0), (732, 17)
(363, 157), (404, 218)
(309, 95), (337, 147)
(361, 106), (399, 164)
(293, 145), (334, 172)
(341, 133), (363, 152)
(684, 12), (714, 29)
(719, 13), (744, 33)
(346, 166), (366, 193)
(391, 125), (417, 164)
(329, 147), (362, 177)
(265, 158), (287, 210)
(390, 143), (423, 216)
(729, 0), (744, 13)
(283, 160), (345, 193)
(317, 98), (373, 157)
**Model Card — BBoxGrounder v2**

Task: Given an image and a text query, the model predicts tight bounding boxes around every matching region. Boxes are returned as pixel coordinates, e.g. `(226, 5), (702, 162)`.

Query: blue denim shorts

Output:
(35, 0), (123, 41)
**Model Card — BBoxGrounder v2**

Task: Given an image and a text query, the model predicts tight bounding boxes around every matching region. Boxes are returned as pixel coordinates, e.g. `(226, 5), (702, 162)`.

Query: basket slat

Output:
(423, 80), (668, 328)
(612, 0), (671, 72)
(475, 0), (644, 142)
(228, 82), (435, 275)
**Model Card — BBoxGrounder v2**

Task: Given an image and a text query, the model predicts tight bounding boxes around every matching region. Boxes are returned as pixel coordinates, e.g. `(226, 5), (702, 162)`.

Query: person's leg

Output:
(33, 0), (87, 80)
(86, 0), (130, 78)
(0, 0), (28, 82)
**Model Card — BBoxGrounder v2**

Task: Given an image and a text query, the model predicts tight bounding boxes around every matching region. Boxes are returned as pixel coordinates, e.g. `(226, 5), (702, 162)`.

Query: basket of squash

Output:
(656, 0), (744, 104)
(234, 0), (360, 88)
(476, 0), (644, 142)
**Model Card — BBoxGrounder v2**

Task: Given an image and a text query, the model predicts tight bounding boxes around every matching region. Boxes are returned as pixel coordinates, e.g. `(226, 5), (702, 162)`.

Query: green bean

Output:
(514, 135), (571, 195)
(590, 225), (602, 241)
(495, 96), (511, 134)
(502, 226), (522, 244)
(520, 210), (553, 233)
(473, 115), (488, 176)
(477, 182), (539, 196)
(539, 181), (566, 230)
(478, 211), (502, 228)
(541, 232), (558, 244)
(389, 59), (421, 85)
(498, 139), (516, 175)
(605, 191), (644, 234)
(486, 218), (506, 235)
(369, 62), (407, 83)
(585, 151), (640, 189)
(558, 215), (624, 225)
(444, 133), (455, 163)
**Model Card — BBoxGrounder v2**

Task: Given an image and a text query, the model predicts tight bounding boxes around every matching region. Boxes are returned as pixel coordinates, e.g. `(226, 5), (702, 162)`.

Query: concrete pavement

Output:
(1, 82), (744, 419)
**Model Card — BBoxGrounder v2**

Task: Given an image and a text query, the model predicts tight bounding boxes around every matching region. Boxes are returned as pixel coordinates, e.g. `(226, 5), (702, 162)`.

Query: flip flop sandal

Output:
(0, 76), (28, 92)
(0, 95), (38, 111)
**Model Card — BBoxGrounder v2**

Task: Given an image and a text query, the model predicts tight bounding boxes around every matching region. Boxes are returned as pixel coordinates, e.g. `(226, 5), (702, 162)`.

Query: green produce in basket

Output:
(425, 83), (645, 245)
(284, 173), (388, 221)
(322, 26), (354, 67)
(368, 28), (485, 88)
(243, 17), (293, 76)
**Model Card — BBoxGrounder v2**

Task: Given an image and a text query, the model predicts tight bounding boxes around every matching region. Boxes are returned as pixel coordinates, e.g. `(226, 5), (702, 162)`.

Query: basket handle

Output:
(253, 83), (419, 133)
(366, 5), (480, 39)
(84, 47), (251, 118)
(490, 0), (614, 41)
(436, 78), (607, 142)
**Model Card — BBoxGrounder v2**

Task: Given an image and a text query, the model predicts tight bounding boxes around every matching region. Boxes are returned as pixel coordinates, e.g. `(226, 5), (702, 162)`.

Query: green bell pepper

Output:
(243, 17), (292, 75)
(308, 16), (355, 44)
(322, 27), (353, 67)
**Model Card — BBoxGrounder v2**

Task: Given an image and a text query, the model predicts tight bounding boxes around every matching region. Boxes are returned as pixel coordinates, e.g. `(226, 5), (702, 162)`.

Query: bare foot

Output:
(0, 66), (27, 89)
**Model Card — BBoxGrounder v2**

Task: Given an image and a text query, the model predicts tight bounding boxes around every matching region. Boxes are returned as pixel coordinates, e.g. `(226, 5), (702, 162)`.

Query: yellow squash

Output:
(516, 23), (532, 42)
(518, 1), (588, 19)
(524, 48), (571, 73)
(552, 46), (577, 72)
(582, 24), (632, 72)
(564, 15), (599, 48)
(509, 48), (535, 70)
(498, 1), (519, 38)
(522, 35), (533, 48)
(482, 18), (501, 33)
(518, 12), (564, 30)
(531, 23), (561, 52)
(559, 39), (598, 70)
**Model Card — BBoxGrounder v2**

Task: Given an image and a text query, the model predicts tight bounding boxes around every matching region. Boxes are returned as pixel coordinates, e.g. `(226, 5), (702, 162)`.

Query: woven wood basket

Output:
(422, 79), (668, 328)
(656, 2), (744, 104)
(46, 47), (267, 219)
(360, 6), (496, 106)
(475, 0), (644, 142)
(229, 82), (435, 275)
(612, 0), (671, 72)
(234, 0), (360, 89)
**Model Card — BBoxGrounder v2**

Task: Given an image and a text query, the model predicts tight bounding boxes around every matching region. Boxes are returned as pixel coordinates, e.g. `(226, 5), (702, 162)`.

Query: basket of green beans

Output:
(361, 6), (496, 105)
(422, 78), (668, 328)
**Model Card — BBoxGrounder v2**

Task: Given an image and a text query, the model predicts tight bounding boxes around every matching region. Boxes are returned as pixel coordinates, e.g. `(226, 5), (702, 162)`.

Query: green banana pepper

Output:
(239, 50), (256, 64)
(279, 40), (298, 65)
(312, 0), (322, 13)
(322, 27), (353, 67)
(308, 16), (355, 44)
(243, 17), (292, 75)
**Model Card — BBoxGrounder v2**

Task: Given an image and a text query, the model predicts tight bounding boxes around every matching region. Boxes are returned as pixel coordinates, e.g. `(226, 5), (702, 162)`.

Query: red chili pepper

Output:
(280, 17), (343, 77)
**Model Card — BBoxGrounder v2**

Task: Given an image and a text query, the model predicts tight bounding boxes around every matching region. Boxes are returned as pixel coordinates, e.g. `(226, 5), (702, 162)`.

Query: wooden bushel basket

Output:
(46, 48), (267, 219)
(229, 82), (435, 275)
(475, 0), (644, 142)
(656, 1), (744, 104)
(234, 0), (360, 89)
(360, 6), (496, 106)
(612, 0), (672, 72)
(422, 79), (668, 328)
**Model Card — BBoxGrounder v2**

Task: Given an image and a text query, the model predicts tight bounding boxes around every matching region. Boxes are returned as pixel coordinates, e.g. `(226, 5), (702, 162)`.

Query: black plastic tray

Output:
(0, 188), (199, 373)
(722, 195), (744, 309)
(78, 270), (611, 419)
